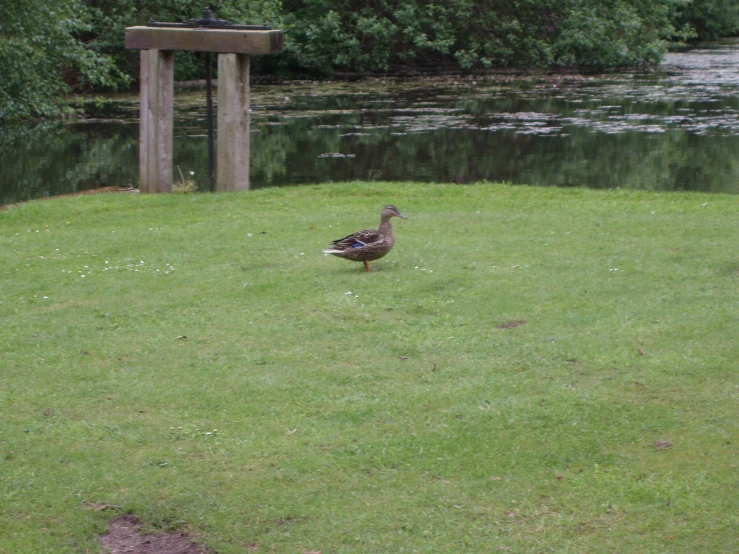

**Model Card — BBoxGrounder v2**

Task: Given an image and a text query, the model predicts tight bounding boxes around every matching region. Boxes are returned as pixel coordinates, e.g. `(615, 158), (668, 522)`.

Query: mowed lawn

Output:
(1, 182), (737, 553)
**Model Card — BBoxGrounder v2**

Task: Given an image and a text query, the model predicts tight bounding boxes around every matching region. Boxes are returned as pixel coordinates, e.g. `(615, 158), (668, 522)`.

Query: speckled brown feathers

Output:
(324, 205), (407, 271)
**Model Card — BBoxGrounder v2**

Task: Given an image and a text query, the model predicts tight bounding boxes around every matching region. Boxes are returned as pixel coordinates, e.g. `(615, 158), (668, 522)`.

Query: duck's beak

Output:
(397, 212), (407, 219)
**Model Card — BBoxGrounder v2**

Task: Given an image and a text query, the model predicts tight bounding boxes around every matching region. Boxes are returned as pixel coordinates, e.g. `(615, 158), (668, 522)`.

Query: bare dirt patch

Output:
(495, 320), (527, 329)
(99, 515), (208, 554)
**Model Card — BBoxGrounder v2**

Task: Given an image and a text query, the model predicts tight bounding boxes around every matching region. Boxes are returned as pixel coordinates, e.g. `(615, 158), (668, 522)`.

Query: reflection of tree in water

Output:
(249, 114), (739, 192)
(251, 116), (348, 187)
(0, 123), (138, 204)
(4, 69), (739, 203)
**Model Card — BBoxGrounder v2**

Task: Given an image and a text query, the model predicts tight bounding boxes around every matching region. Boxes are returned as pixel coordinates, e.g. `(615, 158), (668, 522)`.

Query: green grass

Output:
(1, 182), (737, 553)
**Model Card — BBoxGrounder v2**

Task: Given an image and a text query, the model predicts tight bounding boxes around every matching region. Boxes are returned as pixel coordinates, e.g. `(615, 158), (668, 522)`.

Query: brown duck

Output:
(323, 205), (407, 271)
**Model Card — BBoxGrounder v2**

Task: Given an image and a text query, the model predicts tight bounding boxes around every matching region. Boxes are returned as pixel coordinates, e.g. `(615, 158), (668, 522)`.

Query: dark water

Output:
(3, 40), (739, 204)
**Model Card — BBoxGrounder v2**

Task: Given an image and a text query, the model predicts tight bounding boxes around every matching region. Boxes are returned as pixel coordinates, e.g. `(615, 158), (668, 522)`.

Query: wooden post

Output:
(217, 53), (251, 191)
(139, 50), (149, 192)
(139, 49), (174, 193)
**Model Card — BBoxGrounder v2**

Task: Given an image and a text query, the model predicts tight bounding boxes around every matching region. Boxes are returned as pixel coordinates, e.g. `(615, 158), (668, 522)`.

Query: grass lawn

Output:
(1, 182), (737, 553)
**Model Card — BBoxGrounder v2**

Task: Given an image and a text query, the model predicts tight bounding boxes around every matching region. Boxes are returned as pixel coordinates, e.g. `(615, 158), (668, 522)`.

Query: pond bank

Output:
(2, 39), (739, 204)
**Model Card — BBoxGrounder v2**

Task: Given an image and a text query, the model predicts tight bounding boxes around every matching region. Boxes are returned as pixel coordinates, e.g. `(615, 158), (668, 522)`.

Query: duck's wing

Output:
(331, 228), (382, 249)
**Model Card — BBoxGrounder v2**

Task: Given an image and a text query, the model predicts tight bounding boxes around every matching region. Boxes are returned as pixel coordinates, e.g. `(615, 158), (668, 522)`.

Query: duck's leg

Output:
(364, 260), (371, 272)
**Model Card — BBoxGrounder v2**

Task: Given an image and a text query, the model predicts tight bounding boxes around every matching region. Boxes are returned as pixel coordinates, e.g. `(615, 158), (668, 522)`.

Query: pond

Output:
(2, 39), (739, 204)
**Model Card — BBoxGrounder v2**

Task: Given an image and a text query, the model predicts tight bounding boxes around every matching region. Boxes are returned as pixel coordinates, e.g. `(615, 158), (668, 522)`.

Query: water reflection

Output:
(2, 40), (739, 203)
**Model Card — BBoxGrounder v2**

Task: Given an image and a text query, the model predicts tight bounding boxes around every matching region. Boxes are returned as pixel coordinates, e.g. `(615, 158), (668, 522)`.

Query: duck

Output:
(323, 205), (407, 271)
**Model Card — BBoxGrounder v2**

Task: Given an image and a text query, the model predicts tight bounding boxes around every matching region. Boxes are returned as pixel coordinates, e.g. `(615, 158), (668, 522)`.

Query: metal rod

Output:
(206, 52), (215, 191)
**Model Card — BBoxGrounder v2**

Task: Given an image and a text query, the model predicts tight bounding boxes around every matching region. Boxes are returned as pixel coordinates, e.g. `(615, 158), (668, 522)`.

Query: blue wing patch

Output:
(351, 242), (365, 248)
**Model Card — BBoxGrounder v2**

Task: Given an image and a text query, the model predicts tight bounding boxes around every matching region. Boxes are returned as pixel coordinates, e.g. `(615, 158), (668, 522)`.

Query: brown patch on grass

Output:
(495, 320), (527, 329)
(84, 501), (122, 511)
(99, 515), (209, 554)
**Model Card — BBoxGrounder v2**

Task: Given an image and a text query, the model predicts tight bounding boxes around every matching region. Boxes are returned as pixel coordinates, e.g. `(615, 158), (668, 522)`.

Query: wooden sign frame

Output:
(125, 26), (284, 193)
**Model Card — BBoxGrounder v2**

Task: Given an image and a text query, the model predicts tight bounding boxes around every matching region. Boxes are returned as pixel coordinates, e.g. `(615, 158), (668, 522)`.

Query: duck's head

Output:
(382, 205), (407, 220)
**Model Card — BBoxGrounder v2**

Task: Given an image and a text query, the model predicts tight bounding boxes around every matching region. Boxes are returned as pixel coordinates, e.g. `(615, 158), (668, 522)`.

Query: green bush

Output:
(0, 0), (125, 120)
(677, 0), (739, 41)
(281, 0), (696, 74)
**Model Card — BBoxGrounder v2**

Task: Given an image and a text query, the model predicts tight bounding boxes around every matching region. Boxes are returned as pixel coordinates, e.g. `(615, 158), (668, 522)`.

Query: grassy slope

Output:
(1, 183), (737, 553)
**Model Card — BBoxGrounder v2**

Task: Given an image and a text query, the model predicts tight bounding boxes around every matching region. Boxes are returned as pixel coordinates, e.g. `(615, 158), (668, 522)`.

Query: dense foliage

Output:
(282, 0), (693, 72)
(1, 0), (738, 120)
(0, 0), (125, 120)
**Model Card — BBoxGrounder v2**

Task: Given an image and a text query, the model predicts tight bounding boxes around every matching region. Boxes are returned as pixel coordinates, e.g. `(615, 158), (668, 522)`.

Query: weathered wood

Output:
(125, 27), (283, 55)
(126, 24), (283, 194)
(138, 50), (149, 191)
(139, 49), (174, 193)
(217, 54), (251, 191)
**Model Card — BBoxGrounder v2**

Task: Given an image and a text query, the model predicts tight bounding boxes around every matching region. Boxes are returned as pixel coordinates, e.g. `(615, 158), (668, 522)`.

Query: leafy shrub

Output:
(0, 0), (125, 120)
(676, 0), (739, 41)
(280, 0), (701, 74)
